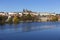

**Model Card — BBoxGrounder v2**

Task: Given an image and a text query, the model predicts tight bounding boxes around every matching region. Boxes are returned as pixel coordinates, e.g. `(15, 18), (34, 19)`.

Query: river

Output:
(0, 22), (60, 40)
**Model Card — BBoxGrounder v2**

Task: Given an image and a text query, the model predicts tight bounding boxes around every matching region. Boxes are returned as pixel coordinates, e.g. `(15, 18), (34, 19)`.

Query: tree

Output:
(26, 13), (32, 20)
(7, 17), (13, 24)
(51, 16), (58, 21)
(13, 16), (20, 24)
(0, 15), (6, 25)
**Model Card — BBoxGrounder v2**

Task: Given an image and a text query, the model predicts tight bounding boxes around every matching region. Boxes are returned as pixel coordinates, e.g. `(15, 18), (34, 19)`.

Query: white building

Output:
(0, 12), (6, 16)
(8, 12), (17, 14)
(39, 12), (56, 16)
(30, 12), (39, 16)
(8, 12), (18, 16)
(19, 12), (22, 17)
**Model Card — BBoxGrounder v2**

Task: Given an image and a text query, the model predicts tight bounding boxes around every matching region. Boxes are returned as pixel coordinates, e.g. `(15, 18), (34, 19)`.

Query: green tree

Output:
(7, 17), (13, 24)
(0, 16), (6, 25)
(26, 13), (32, 20)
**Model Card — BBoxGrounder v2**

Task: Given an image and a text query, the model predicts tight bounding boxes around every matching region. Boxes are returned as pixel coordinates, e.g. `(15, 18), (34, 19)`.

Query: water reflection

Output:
(21, 22), (32, 32)
(0, 25), (5, 30)
(0, 22), (60, 32)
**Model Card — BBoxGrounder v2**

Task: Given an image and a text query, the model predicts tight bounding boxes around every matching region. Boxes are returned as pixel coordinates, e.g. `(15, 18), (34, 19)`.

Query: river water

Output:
(0, 22), (60, 40)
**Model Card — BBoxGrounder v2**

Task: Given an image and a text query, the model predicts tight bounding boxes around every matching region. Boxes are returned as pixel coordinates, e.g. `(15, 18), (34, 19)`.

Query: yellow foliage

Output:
(13, 16), (19, 24)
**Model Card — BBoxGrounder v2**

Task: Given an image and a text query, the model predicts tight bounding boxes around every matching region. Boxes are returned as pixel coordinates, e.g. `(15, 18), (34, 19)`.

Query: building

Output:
(39, 12), (56, 16)
(0, 12), (6, 16)
(19, 12), (22, 17)
(30, 12), (39, 17)
(8, 12), (18, 16)
(40, 16), (49, 22)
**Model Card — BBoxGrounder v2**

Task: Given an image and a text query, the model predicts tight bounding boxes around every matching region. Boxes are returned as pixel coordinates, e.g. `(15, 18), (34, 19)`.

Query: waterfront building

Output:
(0, 12), (6, 16)
(39, 12), (56, 16)
(19, 12), (22, 17)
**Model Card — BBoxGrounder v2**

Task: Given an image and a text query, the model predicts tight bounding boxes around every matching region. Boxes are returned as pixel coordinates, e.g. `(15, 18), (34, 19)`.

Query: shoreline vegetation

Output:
(0, 9), (59, 25)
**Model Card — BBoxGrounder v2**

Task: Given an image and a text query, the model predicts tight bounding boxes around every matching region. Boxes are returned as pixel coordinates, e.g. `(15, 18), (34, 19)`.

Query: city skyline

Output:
(0, 0), (60, 13)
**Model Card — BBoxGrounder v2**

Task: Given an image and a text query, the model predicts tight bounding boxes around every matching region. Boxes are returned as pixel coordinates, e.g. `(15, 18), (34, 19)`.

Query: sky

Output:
(0, 0), (60, 13)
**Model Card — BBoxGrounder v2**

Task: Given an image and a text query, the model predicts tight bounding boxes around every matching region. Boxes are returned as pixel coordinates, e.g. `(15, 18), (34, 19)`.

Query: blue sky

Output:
(0, 0), (60, 13)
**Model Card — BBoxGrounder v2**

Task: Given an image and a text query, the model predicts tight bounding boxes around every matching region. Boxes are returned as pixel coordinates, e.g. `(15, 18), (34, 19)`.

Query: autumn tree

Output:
(51, 16), (58, 21)
(13, 16), (20, 24)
